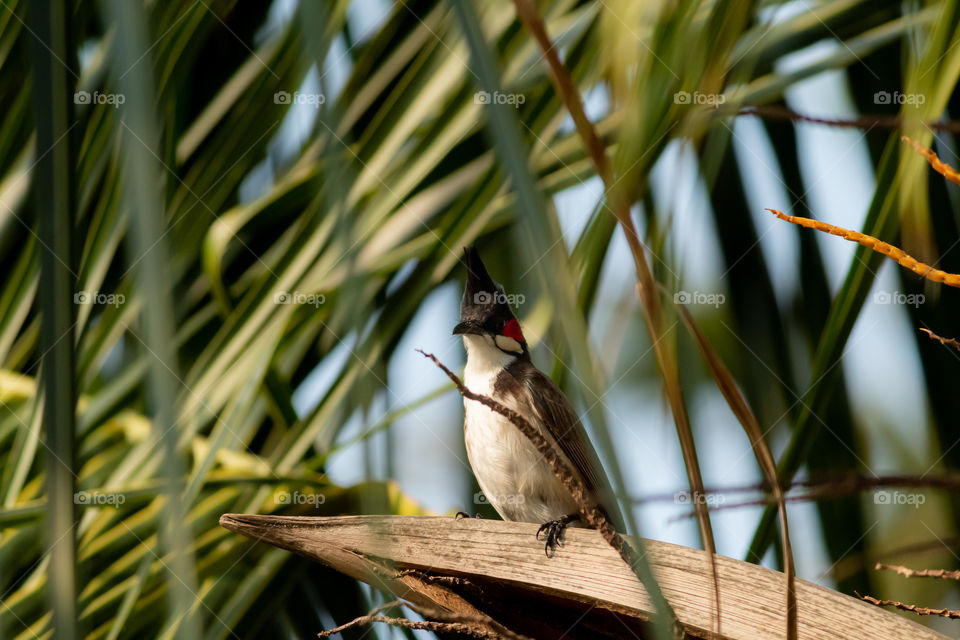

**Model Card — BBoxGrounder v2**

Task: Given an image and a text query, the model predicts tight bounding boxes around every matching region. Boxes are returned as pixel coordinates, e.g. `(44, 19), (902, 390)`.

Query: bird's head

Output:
(453, 247), (527, 358)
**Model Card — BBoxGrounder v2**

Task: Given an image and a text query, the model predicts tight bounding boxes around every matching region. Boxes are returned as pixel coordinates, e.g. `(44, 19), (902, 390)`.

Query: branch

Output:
(737, 105), (960, 134)
(768, 208), (960, 288)
(317, 599), (532, 639)
(769, 137), (960, 294)
(876, 563), (960, 581)
(902, 135), (960, 185)
(857, 593), (960, 620)
(635, 472), (960, 504)
(665, 473), (960, 516)
(920, 328), (960, 353)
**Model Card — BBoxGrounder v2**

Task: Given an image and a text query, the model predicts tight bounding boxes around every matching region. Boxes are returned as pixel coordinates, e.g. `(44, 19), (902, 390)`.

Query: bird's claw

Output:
(536, 518), (571, 557)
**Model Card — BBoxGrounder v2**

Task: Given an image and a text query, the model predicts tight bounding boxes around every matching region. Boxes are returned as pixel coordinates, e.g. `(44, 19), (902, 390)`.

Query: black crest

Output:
(459, 247), (516, 330)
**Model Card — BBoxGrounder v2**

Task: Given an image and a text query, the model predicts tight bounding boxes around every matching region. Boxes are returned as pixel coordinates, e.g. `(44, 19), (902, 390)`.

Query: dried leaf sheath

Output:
(766, 209), (960, 288)
(902, 136), (960, 185)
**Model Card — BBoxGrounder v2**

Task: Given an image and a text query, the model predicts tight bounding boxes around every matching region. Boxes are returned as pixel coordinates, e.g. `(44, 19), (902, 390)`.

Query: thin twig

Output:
(665, 473), (960, 518)
(783, 473), (960, 495)
(676, 306), (797, 638)
(875, 563), (960, 581)
(920, 328), (960, 353)
(769, 137), (960, 296)
(397, 568), (475, 588)
(818, 536), (960, 585)
(317, 599), (532, 639)
(902, 135), (960, 185)
(634, 472), (960, 503)
(320, 616), (492, 637)
(856, 592), (960, 620)
(737, 105), (960, 134)
(768, 208), (960, 288)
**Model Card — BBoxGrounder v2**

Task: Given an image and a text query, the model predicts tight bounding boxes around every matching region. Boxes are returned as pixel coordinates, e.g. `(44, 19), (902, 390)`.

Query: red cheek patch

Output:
(502, 317), (524, 343)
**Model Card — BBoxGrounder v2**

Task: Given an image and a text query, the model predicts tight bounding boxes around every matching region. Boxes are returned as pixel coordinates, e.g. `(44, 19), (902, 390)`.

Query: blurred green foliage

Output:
(1, 0), (959, 637)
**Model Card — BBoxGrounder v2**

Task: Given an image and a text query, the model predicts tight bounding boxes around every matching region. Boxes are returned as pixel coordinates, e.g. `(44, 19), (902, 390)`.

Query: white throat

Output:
(459, 333), (577, 523)
(462, 334), (516, 388)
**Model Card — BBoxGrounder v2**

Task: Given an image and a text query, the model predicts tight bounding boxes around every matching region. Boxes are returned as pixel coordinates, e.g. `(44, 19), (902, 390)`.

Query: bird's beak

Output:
(452, 321), (483, 336)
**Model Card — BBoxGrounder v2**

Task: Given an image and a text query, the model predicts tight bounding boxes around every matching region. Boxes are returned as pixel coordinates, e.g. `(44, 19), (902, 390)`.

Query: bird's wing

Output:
(502, 360), (626, 531)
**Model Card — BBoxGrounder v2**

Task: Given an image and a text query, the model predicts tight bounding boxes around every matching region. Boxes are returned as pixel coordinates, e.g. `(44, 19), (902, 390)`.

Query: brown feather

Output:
(496, 359), (626, 531)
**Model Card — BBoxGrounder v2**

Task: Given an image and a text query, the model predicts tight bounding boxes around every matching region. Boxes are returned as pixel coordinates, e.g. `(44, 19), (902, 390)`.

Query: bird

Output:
(452, 246), (624, 555)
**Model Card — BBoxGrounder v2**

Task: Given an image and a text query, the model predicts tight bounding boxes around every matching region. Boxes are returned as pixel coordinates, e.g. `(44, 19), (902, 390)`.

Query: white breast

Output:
(461, 335), (577, 523)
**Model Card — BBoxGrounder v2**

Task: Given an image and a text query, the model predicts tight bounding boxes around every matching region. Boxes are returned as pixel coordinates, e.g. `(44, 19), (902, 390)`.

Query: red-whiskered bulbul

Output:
(453, 247), (625, 555)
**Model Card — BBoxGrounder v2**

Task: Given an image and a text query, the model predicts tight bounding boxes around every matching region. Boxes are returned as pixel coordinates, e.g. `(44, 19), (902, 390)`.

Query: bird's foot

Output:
(536, 514), (579, 557)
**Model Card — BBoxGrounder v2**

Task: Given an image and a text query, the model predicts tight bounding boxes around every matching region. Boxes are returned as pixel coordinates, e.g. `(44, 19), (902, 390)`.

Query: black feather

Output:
(460, 246), (519, 336)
